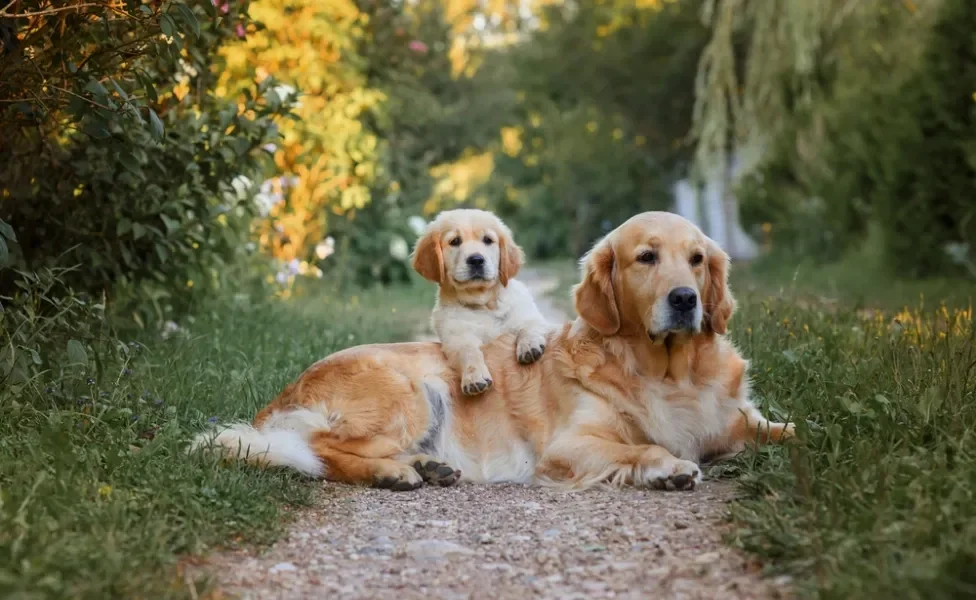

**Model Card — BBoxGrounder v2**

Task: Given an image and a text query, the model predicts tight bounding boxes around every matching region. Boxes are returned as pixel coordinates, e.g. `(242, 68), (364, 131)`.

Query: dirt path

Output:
(202, 268), (791, 599)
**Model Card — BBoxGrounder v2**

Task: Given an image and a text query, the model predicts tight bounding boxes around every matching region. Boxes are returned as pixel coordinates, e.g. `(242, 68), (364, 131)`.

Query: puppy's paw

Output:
(461, 364), (493, 396)
(640, 458), (701, 492)
(516, 331), (547, 365)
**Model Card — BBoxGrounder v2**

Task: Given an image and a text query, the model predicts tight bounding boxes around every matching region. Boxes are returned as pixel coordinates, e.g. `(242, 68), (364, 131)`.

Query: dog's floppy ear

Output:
(703, 238), (735, 334)
(497, 223), (524, 287)
(411, 227), (444, 283)
(573, 239), (619, 335)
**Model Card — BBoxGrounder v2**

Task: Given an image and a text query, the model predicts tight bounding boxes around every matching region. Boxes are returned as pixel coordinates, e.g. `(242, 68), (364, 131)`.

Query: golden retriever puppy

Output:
(412, 209), (550, 396)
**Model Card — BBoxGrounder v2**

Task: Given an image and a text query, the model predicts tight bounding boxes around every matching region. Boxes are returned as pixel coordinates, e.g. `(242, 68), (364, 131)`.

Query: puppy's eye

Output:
(690, 252), (704, 266)
(637, 251), (658, 265)
(449, 237), (462, 247)
(483, 236), (494, 245)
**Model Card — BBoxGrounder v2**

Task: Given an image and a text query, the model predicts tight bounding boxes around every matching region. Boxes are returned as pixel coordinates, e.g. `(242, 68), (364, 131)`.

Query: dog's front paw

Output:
(461, 364), (493, 396)
(516, 332), (547, 365)
(639, 458), (701, 492)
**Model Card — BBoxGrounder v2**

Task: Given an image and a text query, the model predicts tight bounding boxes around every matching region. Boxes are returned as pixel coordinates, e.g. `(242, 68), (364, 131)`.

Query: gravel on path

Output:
(203, 482), (789, 600)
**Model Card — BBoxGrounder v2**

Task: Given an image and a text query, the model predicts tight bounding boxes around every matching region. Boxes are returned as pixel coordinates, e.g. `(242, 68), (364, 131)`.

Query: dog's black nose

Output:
(466, 254), (486, 267)
(668, 287), (697, 312)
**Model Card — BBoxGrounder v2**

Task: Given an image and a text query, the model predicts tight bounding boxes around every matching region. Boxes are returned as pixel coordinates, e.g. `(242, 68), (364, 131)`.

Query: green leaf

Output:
(117, 219), (132, 236)
(66, 340), (88, 366)
(139, 4), (154, 16)
(155, 243), (170, 263)
(138, 72), (158, 104)
(174, 4), (200, 38)
(159, 14), (178, 38)
(30, 349), (42, 365)
(0, 236), (7, 266)
(160, 214), (179, 234)
(0, 219), (15, 242)
(133, 222), (147, 240)
(108, 78), (129, 102)
(84, 79), (108, 100)
(148, 108), (164, 140)
(119, 153), (143, 176)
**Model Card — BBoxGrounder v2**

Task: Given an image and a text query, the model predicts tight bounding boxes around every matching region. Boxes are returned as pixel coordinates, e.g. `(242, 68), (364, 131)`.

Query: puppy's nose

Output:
(668, 287), (697, 312)
(466, 254), (486, 267)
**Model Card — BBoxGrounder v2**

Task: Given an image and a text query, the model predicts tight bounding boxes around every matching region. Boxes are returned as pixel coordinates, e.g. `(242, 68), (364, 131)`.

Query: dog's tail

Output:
(189, 404), (338, 478)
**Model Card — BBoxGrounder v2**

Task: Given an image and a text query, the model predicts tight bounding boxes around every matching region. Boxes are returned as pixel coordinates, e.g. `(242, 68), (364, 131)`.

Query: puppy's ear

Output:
(412, 228), (444, 283)
(573, 239), (619, 336)
(703, 238), (735, 334)
(497, 224), (524, 287)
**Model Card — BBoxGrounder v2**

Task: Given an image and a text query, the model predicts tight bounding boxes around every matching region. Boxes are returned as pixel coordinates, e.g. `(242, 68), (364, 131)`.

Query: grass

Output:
(723, 261), (976, 598)
(0, 275), (434, 599)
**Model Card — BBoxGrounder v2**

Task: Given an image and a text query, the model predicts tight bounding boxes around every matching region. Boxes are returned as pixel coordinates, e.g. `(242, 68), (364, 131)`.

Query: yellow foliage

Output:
(217, 0), (383, 262)
(426, 151), (496, 213)
(501, 126), (524, 157)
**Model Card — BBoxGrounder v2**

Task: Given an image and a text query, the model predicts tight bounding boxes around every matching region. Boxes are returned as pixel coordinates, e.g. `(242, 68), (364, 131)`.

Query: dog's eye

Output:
(483, 236), (494, 245)
(449, 237), (462, 247)
(637, 251), (658, 265)
(690, 252), (704, 266)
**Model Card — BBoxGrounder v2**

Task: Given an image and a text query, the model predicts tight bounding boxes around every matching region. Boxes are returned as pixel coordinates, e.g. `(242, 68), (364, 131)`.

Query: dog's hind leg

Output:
(309, 435), (424, 491)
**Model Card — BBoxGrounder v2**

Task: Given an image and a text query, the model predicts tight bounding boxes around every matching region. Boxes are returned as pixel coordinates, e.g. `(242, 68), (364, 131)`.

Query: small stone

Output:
(426, 519), (453, 527)
(673, 521), (690, 530)
(405, 539), (474, 560)
(269, 562), (297, 574)
(478, 533), (493, 544)
(695, 551), (721, 564)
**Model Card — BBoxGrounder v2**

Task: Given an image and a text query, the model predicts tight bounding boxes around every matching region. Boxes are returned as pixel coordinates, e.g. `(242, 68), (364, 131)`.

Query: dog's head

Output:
(573, 212), (735, 340)
(411, 209), (524, 292)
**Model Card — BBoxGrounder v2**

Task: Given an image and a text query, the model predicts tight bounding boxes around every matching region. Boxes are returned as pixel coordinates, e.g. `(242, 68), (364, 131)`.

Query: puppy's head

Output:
(411, 209), (523, 291)
(573, 212), (735, 340)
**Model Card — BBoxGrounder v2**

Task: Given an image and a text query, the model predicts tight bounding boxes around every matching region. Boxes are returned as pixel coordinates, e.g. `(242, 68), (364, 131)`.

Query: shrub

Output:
(0, 0), (292, 323)
(872, 0), (976, 277)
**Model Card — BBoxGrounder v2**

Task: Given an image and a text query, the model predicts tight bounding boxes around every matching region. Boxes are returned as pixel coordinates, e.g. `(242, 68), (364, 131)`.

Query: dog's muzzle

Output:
(465, 253), (487, 280)
(648, 287), (700, 340)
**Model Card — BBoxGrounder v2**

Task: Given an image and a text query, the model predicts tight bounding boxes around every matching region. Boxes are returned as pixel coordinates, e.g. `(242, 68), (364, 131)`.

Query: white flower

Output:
(231, 175), (252, 199)
(273, 84), (300, 107)
(260, 179), (273, 194)
(287, 258), (301, 275)
(254, 193), (274, 217)
(315, 237), (335, 260)
(275, 271), (289, 285)
(407, 215), (427, 237)
(262, 143), (278, 153)
(253, 190), (284, 217)
(389, 236), (409, 261)
(245, 242), (257, 252)
(161, 320), (183, 340)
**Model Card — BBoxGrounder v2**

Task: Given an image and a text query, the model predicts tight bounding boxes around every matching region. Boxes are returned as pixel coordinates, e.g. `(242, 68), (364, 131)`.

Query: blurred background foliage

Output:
(1, 0), (975, 328)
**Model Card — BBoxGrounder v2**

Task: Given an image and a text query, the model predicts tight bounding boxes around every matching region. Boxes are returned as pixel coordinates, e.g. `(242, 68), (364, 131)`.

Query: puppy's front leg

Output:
(515, 321), (549, 365)
(442, 336), (493, 396)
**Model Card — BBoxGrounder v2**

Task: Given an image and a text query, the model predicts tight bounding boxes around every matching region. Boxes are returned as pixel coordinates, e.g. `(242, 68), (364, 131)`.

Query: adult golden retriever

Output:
(193, 211), (793, 491)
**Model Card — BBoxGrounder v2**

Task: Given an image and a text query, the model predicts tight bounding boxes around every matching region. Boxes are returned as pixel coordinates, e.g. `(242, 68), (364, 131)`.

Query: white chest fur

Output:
(636, 378), (745, 463)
